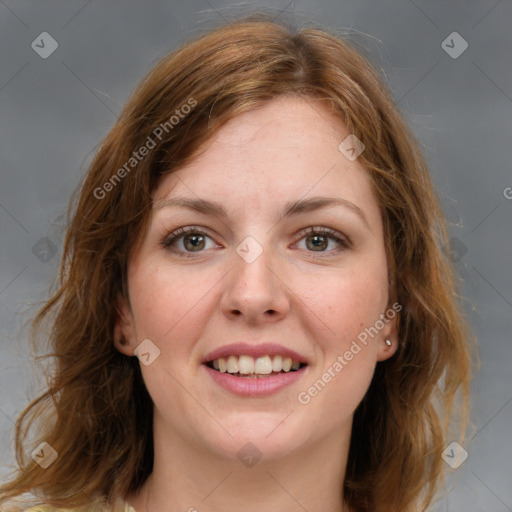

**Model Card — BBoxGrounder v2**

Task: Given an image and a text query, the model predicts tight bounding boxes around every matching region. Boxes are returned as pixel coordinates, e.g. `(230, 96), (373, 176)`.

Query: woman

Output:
(0, 13), (473, 512)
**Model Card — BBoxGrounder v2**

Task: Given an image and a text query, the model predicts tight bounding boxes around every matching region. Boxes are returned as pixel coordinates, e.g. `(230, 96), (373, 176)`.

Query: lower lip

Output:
(203, 364), (307, 397)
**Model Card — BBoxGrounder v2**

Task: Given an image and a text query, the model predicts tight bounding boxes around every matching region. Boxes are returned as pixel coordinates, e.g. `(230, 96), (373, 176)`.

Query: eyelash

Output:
(160, 226), (351, 259)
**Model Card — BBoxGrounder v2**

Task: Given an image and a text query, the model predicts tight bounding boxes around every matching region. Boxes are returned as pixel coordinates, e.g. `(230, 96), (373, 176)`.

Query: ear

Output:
(113, 293), (137, 357)
(376, 306), (400, 362)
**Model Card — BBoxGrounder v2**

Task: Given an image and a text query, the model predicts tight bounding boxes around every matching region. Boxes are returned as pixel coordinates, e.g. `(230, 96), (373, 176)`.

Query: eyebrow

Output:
(153, 196), (370, 229)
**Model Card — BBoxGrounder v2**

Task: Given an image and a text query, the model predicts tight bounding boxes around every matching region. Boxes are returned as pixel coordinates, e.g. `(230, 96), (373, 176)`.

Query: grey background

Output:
(1, 1), (511, 510)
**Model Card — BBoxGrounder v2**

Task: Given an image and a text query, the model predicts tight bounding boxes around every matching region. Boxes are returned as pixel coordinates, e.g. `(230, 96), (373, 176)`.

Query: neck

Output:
(126, 419), (352, 512)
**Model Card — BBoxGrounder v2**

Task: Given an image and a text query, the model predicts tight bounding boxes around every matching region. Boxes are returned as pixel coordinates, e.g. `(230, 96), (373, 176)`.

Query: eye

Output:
(161, 226), (218, 257)
(161, 225), (350, 258)
(294, 227), (350, 255)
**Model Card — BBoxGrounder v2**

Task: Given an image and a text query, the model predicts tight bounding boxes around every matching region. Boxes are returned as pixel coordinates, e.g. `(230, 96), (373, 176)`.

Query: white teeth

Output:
(254, 356), (273, 374)
(226, 355), (239, 374)
(272, 355), (283, 372)
(238, 355), (255, 375)
(210, 354), (303, 375)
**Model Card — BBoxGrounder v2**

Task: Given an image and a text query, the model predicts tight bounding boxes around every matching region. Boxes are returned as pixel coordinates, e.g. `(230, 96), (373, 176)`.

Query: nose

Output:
(220, 238), (291, 325)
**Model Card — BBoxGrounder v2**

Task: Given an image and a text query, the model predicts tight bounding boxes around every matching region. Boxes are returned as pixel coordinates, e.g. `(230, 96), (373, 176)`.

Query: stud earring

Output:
(385, 339), (392, 347)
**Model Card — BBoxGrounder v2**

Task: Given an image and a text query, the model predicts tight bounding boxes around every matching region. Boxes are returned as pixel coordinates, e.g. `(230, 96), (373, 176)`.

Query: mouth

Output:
(201, 343), (309, 396)
(202, 350), (308, 396)
(204, 354), (307, 379)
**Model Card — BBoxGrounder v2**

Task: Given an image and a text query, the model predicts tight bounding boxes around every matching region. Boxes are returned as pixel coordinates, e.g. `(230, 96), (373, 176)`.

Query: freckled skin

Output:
(115, 96), (398, 512)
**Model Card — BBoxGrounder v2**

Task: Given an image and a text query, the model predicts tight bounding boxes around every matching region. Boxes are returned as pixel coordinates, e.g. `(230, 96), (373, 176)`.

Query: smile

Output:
(203, 356), (308, 396)
(201, 343), (309, 396)
(207, 354), (305, 377)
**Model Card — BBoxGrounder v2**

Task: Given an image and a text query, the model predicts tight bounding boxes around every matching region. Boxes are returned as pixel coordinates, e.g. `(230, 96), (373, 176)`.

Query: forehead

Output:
(153, 96), (380, 227)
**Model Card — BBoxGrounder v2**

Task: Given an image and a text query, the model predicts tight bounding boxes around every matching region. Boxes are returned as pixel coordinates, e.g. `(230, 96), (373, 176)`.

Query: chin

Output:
(200, 412), (308, 462)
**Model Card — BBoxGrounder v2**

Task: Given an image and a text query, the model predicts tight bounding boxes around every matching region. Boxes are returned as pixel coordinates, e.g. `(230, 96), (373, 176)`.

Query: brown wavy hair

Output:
(0, 13), (474, 512)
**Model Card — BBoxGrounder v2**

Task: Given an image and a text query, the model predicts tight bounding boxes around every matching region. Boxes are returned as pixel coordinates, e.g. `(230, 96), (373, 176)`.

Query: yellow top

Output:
(1, 504), (136, 512)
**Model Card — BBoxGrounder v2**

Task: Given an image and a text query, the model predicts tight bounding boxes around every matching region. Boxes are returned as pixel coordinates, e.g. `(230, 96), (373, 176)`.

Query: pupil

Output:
(308, 235), (326, 251)
(185, 234), (204, 251)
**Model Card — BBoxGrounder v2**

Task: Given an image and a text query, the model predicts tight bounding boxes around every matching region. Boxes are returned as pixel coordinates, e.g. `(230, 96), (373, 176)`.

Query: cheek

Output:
(130, 262), (197, 330)
(128, 266), (214, 411)
(301, 263), (388, 345)
(298, 263), (387, 415)
(128, 261), (223, 363)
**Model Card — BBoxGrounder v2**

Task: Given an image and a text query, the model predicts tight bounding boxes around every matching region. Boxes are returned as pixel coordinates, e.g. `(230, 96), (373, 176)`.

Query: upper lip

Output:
(202, 343), (309, 364)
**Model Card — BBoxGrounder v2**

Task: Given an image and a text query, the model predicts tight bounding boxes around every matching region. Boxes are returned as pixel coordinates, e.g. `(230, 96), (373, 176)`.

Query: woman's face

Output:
(116, 96), (397, 462)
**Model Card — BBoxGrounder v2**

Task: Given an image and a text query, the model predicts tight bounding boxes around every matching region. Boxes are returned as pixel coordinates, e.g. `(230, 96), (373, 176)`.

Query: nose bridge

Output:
(234, 232), (276, 295)
(221, 231), (289, 321)
(237, 234), (273, 284)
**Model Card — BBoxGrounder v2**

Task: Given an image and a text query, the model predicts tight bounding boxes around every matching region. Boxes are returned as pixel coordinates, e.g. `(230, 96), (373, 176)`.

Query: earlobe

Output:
(113, 293), (136, 356)
(376, 311), (399, 361)
(377, 337), (399, 362)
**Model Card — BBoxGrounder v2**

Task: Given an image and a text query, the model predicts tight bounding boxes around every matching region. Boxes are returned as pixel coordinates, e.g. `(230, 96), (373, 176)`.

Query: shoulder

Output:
(26, 508), (59, 512)
(0, 507), (54, 512)
(1, 500), (134, 512)
(1, 505), (135, 512)
(1, 507), (66, 512)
